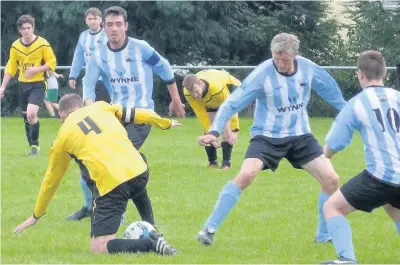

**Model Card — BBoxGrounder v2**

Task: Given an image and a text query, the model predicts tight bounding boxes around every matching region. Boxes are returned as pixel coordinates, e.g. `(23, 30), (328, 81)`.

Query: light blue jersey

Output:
(210, 56), (346, 138)
(69, 29), (108, 80)
(326, 86), (400, 186)
(83, 37), (175, 110)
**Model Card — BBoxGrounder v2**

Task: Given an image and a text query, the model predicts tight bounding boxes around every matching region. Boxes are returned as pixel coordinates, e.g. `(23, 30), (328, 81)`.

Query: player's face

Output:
(190, 82), (204, 99)
(18, 23), (34, 39)
(104, 15), (128, 45)
(85, 14), (102, 32)
(272, 52), (296, 74)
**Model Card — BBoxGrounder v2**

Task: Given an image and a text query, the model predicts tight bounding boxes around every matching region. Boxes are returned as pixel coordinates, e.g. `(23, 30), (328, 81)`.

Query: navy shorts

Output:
(244, 133), (323, 171)
(341, 170), (400, 212)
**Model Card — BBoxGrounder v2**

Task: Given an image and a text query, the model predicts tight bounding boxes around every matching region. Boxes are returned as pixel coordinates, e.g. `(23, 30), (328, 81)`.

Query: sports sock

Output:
(133, 188), (155, 225)
(221, 141), (233, 166)
(205, 145), (217, 163)
(23, 114), (31, 146)
(107, 239), (152, 253)
(29, 121), (40, 146)
(80, 177), (93, 211)
(327, 215), (356, 261)
(204, 181), (242, 231)
(316, 192), (330, 241)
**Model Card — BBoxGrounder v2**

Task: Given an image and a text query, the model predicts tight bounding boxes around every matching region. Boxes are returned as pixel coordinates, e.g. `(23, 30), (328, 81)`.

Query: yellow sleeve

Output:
(42, 42), (56, 71)
(228, 74), (241, 87)
(4, 46), (18, 77)
(112, 104), (172, 130)
(184, 91), (211, 132)
(230, 113), (240, 132)
(33, 138), (71, 218)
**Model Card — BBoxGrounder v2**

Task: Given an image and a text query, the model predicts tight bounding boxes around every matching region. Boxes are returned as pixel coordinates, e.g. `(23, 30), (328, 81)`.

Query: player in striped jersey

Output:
(81, 6), (185, 225)
(196, 33), (346, 245)
(66, 7), (111, 221)
(321, 51), (400, 264)
(69, 7), (110, 102)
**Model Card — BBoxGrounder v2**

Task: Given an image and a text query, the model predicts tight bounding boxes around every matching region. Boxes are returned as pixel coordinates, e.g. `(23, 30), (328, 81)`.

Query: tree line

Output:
(1, 1), (399, 116)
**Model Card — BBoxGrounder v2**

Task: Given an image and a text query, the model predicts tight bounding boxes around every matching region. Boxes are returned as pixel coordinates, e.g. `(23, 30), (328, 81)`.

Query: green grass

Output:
(1, 117), (399, 264)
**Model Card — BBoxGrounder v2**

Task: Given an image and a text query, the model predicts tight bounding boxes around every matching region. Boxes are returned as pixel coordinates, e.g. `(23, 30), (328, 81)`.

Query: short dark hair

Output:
(85, 7), (102, 18)
(357, 50), (386, 80)
(17, 14), (35, 29)
(103, 6), (127, 23)
(59, 94), (84, 114)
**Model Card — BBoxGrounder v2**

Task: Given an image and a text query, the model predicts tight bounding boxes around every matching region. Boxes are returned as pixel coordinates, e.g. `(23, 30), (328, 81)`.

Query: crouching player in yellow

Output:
(14, 94), (180, 255)
(183, 70), (241, 169)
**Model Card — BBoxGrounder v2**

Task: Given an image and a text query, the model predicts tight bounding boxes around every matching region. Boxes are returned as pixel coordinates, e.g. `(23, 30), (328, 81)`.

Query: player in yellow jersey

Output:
(183, 70), (241, 169)
(14, 94), (180, 254)
(0, 15), (57, 156)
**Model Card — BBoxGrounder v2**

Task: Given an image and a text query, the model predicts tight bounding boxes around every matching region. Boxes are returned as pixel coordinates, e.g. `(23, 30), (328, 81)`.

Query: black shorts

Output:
(341, 170), (400, 212)
(18, 81), (46, 111)
(94, 80), (111, 103)
(244, 133), (323, 171)
(91, 170), (149, 237)
(125, 123), (152, 150)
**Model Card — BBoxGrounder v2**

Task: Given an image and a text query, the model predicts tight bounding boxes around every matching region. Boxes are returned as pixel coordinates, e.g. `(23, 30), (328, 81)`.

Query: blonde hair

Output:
(270, 33), (300, 56)
(59, 94), (84, 114)
(182, 74), (201, 93)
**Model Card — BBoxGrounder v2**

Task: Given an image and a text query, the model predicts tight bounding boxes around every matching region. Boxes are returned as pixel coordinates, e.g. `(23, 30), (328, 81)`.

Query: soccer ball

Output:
(123, 221), (155, 240)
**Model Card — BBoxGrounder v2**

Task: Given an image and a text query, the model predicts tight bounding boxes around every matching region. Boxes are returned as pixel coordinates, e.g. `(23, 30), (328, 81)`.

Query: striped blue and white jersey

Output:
(83, 37), (175, 110)
(69, 29), (108, 80)
(210, 56), (346, 138)
(326, 86), (400, 186)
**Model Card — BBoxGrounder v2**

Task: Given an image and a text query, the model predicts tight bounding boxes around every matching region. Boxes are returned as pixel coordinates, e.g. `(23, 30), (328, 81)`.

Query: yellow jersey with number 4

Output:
(33, 101), (172, 218)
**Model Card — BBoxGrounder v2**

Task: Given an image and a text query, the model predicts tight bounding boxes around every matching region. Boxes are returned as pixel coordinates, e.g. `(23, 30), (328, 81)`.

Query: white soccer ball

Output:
(123, 221), (155, 240)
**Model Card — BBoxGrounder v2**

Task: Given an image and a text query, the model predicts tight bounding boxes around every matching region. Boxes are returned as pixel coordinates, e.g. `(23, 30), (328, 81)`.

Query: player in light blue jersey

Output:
(197, 33), (346, 246)
(81, 6), (185, 227)
(66, 7), (111, 221)
(68, 7), (110, 103)
(321, 51), (400, 264)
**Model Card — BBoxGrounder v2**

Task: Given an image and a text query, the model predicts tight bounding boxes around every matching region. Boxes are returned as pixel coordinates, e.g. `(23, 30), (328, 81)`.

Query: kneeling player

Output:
(183, 70), (241, 169)
(14, 94), (180, 254)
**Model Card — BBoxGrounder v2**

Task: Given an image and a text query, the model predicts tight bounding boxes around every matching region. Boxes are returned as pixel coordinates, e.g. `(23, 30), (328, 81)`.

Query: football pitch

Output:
(1, 117), (398, 264)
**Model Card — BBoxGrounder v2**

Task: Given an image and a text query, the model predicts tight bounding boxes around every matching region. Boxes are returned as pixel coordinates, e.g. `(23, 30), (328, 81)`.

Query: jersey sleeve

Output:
(184, 90), (211, 132)
(42, 41), (57, 71)
(69, 34), (85, 79)
(33, 138), (71, 218)
(325, 100), (359, 152)
(112, 104), (172, 130)
(4, 46), (18, 77)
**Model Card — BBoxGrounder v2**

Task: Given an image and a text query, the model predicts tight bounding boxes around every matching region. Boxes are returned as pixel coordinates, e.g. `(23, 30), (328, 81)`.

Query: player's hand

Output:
(14, 216), (38, 233)
(0, 86), (5, 99)
(198, 134), (219, 147)
(169, 100), (185, 118)
(228, 131), (238, 145)
(56, 73), (64, 79)
(323, 145), (334, 159)
(24, 67), (41, 79)
(170, 120), (182, 128)
(69, 80), (76, 90)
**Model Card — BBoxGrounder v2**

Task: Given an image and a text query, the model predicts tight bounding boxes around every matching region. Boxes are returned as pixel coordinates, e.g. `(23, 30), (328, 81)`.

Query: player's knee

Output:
(322, 172), (339, 195)
(90, 237), (110, 253)
(235, 169), (258, 188)
(323, 197), (339, 219)
(26, 110), (37, 123)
